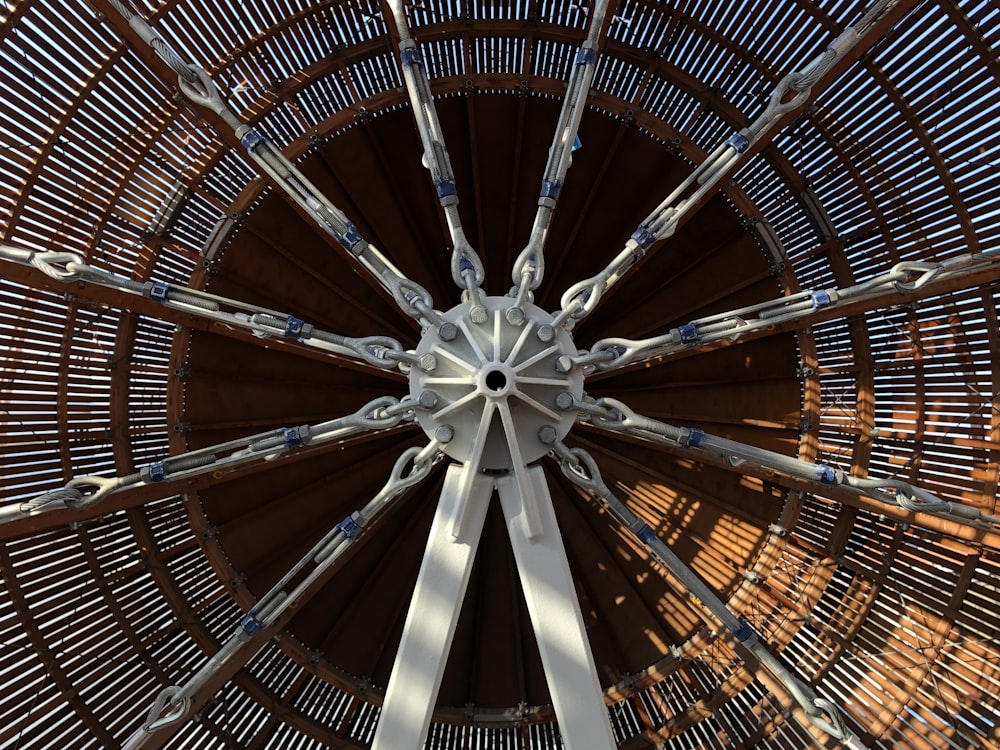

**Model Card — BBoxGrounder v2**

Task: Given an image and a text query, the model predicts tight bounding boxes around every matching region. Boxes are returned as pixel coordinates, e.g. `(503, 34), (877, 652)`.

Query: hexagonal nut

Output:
(470, 305), (489, 324)
(418, 390), (439, 409)
(505, 306), (526, 326)
(536, 324), (555, 343)
(438, 321), (458, 341)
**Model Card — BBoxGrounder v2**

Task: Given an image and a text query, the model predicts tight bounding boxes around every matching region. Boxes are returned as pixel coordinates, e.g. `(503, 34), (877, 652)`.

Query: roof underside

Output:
(1, 1), (1000, 749)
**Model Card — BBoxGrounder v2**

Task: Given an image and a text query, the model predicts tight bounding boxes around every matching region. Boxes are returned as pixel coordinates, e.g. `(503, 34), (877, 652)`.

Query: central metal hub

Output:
(409, 296), (583, 470)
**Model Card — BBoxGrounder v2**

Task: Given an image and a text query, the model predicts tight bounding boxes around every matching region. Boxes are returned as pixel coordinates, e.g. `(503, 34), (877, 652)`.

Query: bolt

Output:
(418, 390), (439, 409)
(435, 424), (455, 443)
(555, 355), (574, 373)
(536, 324), (555, 342)
(439, 321), (458, 341)
(538, 425), (557, 444)
(555, 391), (576, 411)
(470, 305), (488, 325)
(419, 353), (438, 372)
(505, 306), (526, 326)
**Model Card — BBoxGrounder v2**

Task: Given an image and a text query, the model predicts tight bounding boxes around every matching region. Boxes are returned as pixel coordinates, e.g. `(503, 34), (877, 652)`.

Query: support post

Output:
(496, 466), (617, 750)
(371, 464), (494, 750)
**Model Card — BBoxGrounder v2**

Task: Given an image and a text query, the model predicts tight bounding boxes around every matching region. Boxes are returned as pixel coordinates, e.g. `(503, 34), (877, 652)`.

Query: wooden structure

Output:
(1, 0), (999, 748)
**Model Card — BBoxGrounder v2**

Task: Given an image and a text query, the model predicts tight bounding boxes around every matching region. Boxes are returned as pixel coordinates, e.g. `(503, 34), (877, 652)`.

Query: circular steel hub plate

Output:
(409, 297), (584, 470)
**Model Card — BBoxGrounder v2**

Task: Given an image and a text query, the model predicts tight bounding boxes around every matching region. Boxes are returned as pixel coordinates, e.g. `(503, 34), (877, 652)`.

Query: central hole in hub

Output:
(485, 369), (508, 391)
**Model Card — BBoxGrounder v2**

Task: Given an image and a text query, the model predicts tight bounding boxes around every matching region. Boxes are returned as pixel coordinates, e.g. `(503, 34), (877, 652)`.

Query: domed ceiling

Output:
(1, 1), (999, 749)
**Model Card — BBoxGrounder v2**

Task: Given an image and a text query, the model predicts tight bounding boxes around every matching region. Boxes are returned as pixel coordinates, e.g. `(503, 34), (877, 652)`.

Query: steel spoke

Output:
(551, 440), (867, 748)
(0, 243), (418, 371)
(101, 0), (441, 329)
(554, 0), (903, 329)
(384, 0), (487, 314)
(576, 251), (1000, 373)
(571, 394), (1000, 532)
(508, 0), (608, 314)
(122, 440), (442, 747)
(1, 395), (420, 526)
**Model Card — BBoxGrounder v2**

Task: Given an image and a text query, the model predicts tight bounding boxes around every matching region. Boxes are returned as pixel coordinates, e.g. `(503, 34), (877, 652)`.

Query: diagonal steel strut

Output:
(122, 440), (442, 748)
(554, 0), (907, 329)
(2, 395), (418, 525)
(97, 0), (442, 329)
(383, 0), (487, 312)
(551, 441), (868, 748)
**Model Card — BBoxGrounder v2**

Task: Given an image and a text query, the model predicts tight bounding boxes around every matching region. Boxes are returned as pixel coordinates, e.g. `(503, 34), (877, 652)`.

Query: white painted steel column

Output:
(371, 464), (494, 750)
(496, 466), (617, 750)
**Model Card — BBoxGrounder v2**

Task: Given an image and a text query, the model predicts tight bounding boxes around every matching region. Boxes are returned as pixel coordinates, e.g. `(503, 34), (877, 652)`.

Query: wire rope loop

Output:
(569, 395), (626, 429)
(559, 276), (603, 324)
(340, 396), (407, 431)
(568, 347), (618, 371)
(790, 49), (837, 92)
(762, 74), (812, 123)
(590, 397), (636, 431)
(29, 251), (87, 281)
(591, 400), (628, 429)
(19, 487), (84, 514)
(892, 261), (942, 292)
(809, 698), (851, 742)
(177, 66), (227, 115)
(511, 250), (544, 293)
(143, 685), (190, 732)
(382, 395), (417, 420)
(64, 475), (125, 509)
(846, 476), (950, 516)
(588, 339), (637, 369)
(893, 484), (952, 516)
(324, 396), (405, 432)
(345, 335), (410, 369)
(385, 443), (439, 496)
(451, 249), (486, 289)
(392, 277), (441, 326)
(554, 443), (605, 496)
